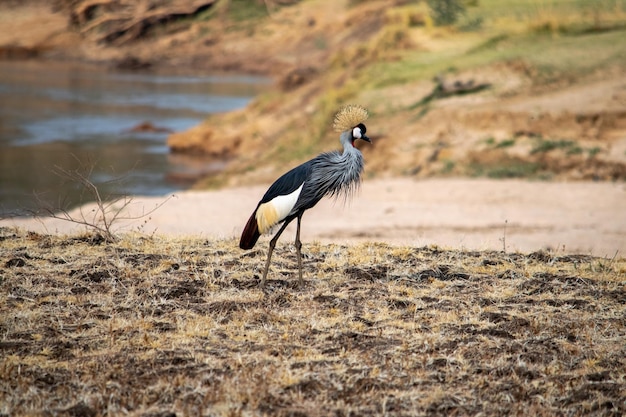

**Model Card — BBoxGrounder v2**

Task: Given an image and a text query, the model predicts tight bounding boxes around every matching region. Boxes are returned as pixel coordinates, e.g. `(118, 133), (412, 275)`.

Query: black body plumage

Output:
(239, 144), (365, 250)
(260, 163), (311, 206)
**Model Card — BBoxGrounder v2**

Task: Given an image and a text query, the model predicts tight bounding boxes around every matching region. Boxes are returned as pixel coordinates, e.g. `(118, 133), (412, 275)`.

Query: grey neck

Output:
(340, 130), (357, 154)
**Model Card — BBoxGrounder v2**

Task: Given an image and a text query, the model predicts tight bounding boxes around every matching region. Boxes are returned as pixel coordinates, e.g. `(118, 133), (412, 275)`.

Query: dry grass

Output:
(1, 227), (625, 416)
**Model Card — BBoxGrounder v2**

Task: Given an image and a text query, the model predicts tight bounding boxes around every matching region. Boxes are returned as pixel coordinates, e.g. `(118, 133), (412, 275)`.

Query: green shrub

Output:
(427, 0), (466, 26)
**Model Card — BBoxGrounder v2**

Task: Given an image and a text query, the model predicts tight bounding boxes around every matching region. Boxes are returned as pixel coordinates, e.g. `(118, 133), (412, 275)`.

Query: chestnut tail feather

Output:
(239, 212), (261, 250)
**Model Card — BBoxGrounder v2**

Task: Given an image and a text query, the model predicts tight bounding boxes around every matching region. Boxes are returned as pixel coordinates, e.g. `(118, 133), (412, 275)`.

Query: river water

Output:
(0, 60), (268, 216)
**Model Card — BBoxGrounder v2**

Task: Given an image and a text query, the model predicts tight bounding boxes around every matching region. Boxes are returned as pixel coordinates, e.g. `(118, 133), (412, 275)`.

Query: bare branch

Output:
(25, 156), (172, 242)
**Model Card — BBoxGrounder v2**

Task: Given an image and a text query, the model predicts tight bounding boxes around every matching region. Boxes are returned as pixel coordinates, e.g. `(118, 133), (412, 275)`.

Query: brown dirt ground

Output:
(1, 229), (625, 416)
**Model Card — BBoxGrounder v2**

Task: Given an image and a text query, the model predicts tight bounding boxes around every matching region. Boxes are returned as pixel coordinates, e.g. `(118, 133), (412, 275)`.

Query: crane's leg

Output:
(260, 219), (292, 288)
(295, 213), (304, 287)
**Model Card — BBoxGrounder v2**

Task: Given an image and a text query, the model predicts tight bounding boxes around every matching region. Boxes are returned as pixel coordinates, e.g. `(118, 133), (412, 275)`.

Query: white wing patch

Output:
(256, 183), (304, 234)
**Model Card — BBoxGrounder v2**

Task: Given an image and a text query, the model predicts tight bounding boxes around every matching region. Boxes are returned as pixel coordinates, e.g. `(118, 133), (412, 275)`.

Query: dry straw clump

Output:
(1, 228), (625, 416)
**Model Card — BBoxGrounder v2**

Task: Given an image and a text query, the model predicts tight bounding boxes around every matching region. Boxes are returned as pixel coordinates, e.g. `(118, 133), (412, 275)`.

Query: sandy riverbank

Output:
(2, 178), (624, 257)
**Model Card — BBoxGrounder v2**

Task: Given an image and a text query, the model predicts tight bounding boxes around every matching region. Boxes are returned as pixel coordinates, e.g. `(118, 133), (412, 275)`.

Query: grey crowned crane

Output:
(239, 104), (372, 288)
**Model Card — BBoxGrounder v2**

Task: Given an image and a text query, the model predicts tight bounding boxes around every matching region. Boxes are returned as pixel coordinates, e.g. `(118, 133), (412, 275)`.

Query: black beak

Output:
(361, 135), (371, 143)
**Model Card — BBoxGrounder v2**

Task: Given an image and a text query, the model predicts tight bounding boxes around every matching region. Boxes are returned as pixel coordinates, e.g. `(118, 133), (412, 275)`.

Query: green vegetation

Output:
(441, 159), (456, 173)
(210, 0), (270, 22)
(530, 138), (578, 154)
(470, 159), (542, 179)
(468, 135), (617, 180)
(466, 0), (626, 31)
(366, 27), (626, 89)
(588, 146), (602, 157)
(346, 0), (626, 91)
(493, 138), (516, 149)
(195, 0), (298, 33)
(466, 33), (509, 54)
(529, 138), (605, 158)
(427, 0), (466, 26)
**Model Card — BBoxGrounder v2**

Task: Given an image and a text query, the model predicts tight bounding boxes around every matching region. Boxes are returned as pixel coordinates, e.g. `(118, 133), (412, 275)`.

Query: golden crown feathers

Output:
(332, 104), (369, 132)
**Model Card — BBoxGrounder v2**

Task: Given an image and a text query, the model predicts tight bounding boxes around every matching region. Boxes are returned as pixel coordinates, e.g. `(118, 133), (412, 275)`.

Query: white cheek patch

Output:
(352, 127), (362, 139)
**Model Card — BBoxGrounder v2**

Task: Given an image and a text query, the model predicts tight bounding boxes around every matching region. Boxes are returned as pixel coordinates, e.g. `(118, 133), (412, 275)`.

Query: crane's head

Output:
(333, 104), (371, 145)
(351, 123), (370, 144)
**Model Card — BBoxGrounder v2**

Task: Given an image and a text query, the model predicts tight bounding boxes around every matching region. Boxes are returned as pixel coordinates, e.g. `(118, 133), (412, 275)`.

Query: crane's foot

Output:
(256, 273), (305, 290)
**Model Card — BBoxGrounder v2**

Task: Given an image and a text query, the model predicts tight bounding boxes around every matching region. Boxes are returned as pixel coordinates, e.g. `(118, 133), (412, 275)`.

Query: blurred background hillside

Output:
(1, 0), (625, 213)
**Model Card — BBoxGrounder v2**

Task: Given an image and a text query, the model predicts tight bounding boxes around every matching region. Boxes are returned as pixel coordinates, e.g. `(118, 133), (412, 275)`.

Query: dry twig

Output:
(29, 157), (171, 242)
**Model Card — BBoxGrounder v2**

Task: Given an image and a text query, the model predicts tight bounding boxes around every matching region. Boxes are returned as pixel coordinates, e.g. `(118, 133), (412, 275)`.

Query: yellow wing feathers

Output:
(255, 202), (280, 234)
(255, 183), (304, 234)
(332, 104), (369, 132)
